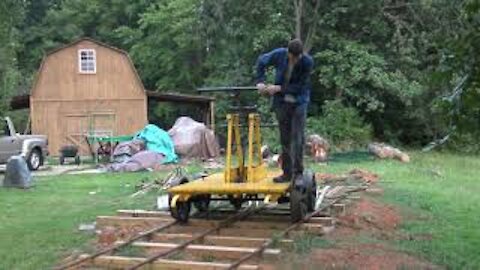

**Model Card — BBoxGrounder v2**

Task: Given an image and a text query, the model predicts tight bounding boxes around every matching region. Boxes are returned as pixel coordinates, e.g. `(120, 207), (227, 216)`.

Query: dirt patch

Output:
(307, 243), (439, 270)
(270, 195), (440, 270)
(305, 196), (440, 269)
(332, 196), (401, 240)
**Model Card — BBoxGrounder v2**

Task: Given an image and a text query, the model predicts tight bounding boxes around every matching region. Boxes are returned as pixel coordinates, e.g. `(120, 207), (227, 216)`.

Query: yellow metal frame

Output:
(225, 113), (266, 183)
(168, 113), (289, 206)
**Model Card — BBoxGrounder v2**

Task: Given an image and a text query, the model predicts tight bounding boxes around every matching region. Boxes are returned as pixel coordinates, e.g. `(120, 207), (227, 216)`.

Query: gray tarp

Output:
(168, 117), (220, 159)
(107, 151), (164, 172)
(112, 139), (145, 163)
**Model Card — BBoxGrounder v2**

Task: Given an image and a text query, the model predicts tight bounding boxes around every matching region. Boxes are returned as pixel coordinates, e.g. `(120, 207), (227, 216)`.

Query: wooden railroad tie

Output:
(62, 186), (366, 270)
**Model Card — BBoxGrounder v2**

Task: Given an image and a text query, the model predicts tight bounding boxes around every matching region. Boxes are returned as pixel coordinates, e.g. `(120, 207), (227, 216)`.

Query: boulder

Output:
(3, 156), (34, 188)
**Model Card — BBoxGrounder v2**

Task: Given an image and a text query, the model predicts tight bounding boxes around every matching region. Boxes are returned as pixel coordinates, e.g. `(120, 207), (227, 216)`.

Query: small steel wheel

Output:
(169, 194), (191, 223)
(228, 195), (243, 211)
(168, 177), (191, 223)
(193, 194), (211, 212)
(304, 171), (317, 212)
(290, 187), (307, 223)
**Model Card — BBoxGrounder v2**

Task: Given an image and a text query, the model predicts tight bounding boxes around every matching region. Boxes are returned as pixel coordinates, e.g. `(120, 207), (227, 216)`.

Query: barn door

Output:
(63, 111), (116, 155)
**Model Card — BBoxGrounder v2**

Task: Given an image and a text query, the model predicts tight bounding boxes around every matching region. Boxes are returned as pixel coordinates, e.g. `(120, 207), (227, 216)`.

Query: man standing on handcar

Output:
(255, 39), (314, 184)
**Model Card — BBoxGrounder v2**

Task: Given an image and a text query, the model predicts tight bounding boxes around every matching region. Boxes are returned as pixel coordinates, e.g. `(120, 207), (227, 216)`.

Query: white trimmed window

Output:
(78, 49), (96, 74)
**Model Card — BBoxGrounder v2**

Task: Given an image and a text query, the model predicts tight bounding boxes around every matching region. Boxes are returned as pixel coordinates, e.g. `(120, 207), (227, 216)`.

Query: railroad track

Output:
(56, 186), (365, 270)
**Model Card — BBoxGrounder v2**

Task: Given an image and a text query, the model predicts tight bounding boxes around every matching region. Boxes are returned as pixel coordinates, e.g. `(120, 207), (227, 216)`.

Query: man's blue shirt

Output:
(256, 48), (313, 108)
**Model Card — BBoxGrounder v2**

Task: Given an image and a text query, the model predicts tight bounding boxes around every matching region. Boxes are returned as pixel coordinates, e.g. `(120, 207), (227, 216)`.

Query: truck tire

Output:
(27, 148), (42, 171)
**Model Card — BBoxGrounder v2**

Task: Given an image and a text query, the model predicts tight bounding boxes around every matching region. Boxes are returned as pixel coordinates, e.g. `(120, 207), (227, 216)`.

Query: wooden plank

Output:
(128, 241), (281, 262)
(118, 210), (331, 226)
(151, 233), (294, 249)
(97, 216), (280, 238)
(79, 254), (259, 270)
(298, 223), (325, 235)
(101, 216), (290, 230)
(167, 226), (280, 239)
(119, 209), (292, 223)
(212, 209), (291, 216)
(98, 216), (324, 238)
(164, 224), (322, 238)
(309, 217), (335, 227)
(97, 216), (171, 228)
(117, 209), (170, 218)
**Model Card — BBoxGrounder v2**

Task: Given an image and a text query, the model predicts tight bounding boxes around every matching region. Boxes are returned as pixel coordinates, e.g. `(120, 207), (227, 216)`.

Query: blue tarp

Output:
(135, 124), (178, 163)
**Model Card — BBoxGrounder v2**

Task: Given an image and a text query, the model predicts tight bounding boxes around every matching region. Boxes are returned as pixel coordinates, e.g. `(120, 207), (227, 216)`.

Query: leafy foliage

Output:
(307, 100), (373, 151)
(1, 0), (479, 151)
(0, 0), (24, 116)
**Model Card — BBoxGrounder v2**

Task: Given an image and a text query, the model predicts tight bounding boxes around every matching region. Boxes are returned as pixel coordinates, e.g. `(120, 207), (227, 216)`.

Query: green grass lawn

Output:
(312, 151), (480, 269)
(0, 172), (163, 269)
(0, 152), (479, 269)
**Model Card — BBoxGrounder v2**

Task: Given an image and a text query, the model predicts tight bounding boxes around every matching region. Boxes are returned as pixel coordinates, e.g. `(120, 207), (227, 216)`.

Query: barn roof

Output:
(46, 37), (131, 56)
(30, 37), (146, 97)
(14, 38), (214, 110)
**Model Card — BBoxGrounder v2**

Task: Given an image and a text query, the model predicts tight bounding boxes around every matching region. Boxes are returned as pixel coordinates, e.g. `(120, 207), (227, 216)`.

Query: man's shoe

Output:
(273, 174), (291, 183)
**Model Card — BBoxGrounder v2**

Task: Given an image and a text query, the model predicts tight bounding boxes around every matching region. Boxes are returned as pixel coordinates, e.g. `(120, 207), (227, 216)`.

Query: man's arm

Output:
(283, 57), (314, 95)
(256, 48), (284, 84)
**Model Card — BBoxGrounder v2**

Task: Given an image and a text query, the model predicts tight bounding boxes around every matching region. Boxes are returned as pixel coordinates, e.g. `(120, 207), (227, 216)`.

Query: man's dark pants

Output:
(275, 103), (307, 181)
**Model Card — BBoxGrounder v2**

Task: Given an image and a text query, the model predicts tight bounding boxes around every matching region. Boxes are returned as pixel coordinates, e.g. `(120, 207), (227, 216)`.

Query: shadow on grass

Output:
(328, 151), (375, 164)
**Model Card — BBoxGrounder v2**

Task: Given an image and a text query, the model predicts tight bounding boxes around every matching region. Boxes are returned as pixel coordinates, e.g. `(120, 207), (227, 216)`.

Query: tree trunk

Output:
(293, 0), (303, 40)
(304, 0), (322, 52)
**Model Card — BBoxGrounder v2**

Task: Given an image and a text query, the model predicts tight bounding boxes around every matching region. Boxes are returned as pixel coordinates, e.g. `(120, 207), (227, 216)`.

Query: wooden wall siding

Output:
(31, 100), (147, 155)
(30, 39), (148, 156)
(32, 40), (145, 100)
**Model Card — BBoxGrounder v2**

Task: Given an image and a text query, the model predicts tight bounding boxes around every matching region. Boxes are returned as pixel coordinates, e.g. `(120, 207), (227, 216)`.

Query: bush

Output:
(444, 132), (480, 154)
(307, 100), (373, 151)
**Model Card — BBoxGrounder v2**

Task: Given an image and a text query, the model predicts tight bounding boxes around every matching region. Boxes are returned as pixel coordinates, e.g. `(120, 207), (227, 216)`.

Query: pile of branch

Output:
(131, 167), (190, 197)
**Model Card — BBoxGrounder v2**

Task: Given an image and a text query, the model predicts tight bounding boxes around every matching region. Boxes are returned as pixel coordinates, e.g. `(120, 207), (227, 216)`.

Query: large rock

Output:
(3, 156), (34, 188)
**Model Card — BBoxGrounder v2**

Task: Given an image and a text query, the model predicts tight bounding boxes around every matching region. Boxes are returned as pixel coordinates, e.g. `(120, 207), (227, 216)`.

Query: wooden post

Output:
(210, 101), (215, 132)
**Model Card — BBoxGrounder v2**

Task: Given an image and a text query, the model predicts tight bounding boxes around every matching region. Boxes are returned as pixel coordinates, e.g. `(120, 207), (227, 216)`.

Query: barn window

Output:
(78, 49), (96, 74)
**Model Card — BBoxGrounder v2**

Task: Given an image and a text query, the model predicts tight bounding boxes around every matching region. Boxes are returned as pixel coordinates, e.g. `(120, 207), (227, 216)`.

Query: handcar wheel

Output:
(168, 177), (191, 223)
(228, 195), (243, 211)
(304, 170), (317, 212)
(290, 187), (307, 223)
(193, 194), (211, 212)
(169, 193), (191, 223)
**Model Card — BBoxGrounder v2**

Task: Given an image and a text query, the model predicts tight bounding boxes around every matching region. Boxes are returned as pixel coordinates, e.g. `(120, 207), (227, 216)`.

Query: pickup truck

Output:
(0, 116), (48, 170)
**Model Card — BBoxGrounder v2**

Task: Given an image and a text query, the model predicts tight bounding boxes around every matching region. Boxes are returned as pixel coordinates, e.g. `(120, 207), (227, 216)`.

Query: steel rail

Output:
(54, 220), (178, 270)
(226, 186), (367, 269)
(127, 204), (266, 270)
(197, 86), (258, 92)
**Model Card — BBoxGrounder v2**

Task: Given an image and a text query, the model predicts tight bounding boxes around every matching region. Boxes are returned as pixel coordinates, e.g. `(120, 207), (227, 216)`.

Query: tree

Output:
(0, 0), (24, 115)
(429, 0), (480, 152)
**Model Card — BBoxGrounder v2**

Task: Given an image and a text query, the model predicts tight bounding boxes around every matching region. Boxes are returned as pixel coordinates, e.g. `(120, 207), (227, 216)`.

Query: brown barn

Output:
(30, 38), (148, 155)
